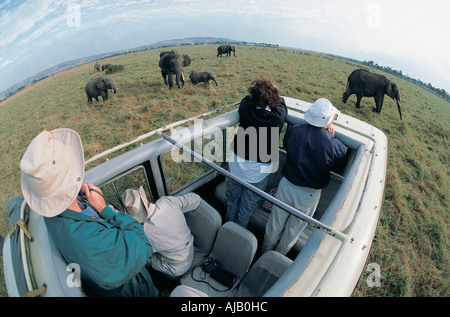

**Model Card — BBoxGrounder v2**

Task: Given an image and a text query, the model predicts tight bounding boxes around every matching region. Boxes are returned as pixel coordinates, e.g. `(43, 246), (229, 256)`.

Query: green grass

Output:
(0, 45), (448, 297)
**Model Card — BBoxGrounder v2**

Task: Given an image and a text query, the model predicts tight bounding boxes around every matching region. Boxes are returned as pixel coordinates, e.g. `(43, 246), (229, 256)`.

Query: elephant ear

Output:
(386, 82), (397, 99)
(160, 51), (170, 58)
(159, 55), (172, 69)
(182, 54), (191, 67)
(96, 78), (106, 90)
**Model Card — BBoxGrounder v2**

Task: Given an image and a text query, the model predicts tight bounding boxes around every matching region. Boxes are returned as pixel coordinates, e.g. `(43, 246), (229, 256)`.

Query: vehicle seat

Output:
(170, 285), (208, 297)
(233, 250), (292, 297)
(5, 196), (85, 297)
(180, 221), (258, 296)
(184, 199), (222, 267)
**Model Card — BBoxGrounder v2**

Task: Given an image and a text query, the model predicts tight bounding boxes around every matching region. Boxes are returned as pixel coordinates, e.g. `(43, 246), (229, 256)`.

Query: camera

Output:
(201, 259), (221, 273)
(201, 258), (236, 288)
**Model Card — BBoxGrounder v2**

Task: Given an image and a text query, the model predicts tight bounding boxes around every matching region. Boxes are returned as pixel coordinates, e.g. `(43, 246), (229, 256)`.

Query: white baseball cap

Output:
(20, 128), (85, 217)
(304, 98), (340, 127)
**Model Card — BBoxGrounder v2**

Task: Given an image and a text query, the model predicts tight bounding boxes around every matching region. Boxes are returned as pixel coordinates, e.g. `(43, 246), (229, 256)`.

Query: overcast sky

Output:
(1, 0), (449, 93)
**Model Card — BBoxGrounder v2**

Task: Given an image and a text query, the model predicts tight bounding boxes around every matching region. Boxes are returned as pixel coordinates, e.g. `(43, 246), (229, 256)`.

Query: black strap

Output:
(78, 188), (121, 213)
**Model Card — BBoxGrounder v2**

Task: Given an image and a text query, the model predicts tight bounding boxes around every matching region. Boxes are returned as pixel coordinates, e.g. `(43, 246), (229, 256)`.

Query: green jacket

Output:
(45, 206), (158, 297)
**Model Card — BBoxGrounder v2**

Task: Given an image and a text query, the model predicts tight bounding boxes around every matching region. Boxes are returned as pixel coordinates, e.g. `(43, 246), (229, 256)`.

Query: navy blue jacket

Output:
(282, 124), (347, 189)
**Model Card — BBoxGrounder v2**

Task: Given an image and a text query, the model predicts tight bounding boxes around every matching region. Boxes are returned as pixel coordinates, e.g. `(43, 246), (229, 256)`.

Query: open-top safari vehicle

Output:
(3, 96), (387, 297)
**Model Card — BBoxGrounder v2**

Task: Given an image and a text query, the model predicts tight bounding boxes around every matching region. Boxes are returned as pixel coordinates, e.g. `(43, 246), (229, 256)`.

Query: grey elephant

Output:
(342, 69), (403, 120)
(159, 50), (191, 89)
(190, 71), (218, 86)
(101, 63), (111, 71)
(85, 76), (118, 103)
(217, 45), (236, 57)
(94, 63), (101, 72)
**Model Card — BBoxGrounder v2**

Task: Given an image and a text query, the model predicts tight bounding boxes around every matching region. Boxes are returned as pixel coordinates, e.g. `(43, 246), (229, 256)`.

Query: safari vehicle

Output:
(2, 97), (387, 297)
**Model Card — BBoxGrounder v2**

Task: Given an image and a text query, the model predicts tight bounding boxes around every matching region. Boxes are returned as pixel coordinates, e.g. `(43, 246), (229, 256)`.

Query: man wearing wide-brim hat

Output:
(262, 98), (348, 256)
(20, 128), (158, 297)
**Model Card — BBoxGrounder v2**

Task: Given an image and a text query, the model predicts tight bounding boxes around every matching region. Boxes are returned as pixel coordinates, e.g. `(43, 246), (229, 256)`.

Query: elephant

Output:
(342, 69), (403, 120)
(217, 45), (236, 57)
(190, 71), (218, 86)
(101, 63), (111, 71)
(85, 76), (118, 103)
(159, 50), (191, 89)
(94, 63), (101, 72)
(159, 51), (170, 58)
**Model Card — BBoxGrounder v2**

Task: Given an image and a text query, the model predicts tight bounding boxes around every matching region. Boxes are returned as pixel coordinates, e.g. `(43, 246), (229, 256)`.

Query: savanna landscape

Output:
(0, 44), (448, 297)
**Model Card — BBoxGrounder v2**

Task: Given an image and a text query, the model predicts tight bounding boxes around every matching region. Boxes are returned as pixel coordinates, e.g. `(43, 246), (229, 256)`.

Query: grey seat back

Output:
(209, 221), (258, 280)
(235, 250), (292, 297)
(180, 221), (257, 296)
(170, 285), (208, 297)
(184, 199), (222, 267)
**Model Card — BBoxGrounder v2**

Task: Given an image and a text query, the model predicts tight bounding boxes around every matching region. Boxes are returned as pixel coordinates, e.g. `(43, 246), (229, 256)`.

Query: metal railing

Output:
(157, 131), (349, 242)
(85, 102), (240, 165)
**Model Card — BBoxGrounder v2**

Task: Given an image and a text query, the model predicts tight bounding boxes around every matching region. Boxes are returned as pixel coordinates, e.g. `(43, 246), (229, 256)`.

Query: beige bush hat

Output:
(122, 186), (150, 223)
(20, 128), (84, 217)
(304, 98), (340, 127)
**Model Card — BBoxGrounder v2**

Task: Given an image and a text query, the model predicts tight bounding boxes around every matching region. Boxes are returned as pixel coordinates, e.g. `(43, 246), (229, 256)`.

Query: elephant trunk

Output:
(110, 83), (118, 93)
(394, 89), (402, 120)
(342, 81), (350, 103)
(174, 68), (183, 88)
(396, 97), (403, 120)
(342, 92), (349, 103)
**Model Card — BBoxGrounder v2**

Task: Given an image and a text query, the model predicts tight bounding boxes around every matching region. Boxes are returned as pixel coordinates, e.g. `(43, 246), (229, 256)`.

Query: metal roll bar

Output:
(156, 131), (349, 242)
(85, 102), (240, 165)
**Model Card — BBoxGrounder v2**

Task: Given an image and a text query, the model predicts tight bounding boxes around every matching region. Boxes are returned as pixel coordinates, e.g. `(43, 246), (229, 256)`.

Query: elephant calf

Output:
(85, 76), (118, 103)
(190, 71), (218, 86)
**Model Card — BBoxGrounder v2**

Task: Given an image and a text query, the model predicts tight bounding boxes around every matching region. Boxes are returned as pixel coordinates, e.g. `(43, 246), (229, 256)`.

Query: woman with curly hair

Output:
(226, 79), (287, 228)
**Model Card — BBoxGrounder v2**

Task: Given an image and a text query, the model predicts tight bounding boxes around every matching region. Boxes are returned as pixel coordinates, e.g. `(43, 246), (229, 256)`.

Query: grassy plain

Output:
(0, 45), (448, 297)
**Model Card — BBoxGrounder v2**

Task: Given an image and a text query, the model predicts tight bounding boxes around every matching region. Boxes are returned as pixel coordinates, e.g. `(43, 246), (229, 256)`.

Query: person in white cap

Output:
(122, 187), (200, 278)
(20, 128), (158, 297)
(262, 98), (347, 255)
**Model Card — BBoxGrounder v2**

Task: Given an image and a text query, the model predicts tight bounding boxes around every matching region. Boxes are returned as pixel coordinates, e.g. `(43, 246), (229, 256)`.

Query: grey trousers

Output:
(262, 177), (321, 255)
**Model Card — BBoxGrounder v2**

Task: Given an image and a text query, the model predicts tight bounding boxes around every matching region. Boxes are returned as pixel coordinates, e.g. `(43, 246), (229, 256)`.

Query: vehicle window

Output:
(159, 123), (286, 194)
(99, 166), (152, 212)
(161, 129), (230, 194)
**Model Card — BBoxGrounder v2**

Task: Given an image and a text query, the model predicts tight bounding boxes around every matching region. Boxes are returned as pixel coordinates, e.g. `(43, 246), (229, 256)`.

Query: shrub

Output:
(106, 64), (124, 74)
